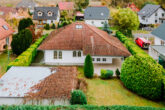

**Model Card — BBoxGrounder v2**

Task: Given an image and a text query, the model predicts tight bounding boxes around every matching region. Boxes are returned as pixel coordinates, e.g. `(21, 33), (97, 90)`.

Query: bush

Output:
(115, 68), (120, 78)
(121, 54), (164, 100)
(84, 54), (94, 78)
(100, 69), (113, 79)
(18, 18), (33, 32)
(45, 24), (50, 30)
(51, 23), (56, 29)
(7, 34), (48, 70)
(70, 90), (87, 105)
(11, 29), (33, 55)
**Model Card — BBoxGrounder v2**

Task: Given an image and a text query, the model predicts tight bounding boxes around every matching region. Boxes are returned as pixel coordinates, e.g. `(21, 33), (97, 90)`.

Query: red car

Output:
(135, 37), (151, 49)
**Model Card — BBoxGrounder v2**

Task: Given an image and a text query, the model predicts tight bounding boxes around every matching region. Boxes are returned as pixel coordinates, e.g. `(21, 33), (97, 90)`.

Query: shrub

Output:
(45, 24), (50, 30)
(51, 23), (56, 29)
(11, 29), (33, 55)
(84, 54), (94, 78)
(100, 69), (113, 79)
(70, 90), (87, 105)
(121, 54), (164, 100)
(18, 18), (33, 32)
(7, 34), (48, 70)
(115, 68), (120, 78)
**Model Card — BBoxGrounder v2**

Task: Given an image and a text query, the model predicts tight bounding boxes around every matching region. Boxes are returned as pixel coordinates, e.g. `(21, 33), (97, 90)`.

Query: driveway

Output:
(94, 58), (122, 76)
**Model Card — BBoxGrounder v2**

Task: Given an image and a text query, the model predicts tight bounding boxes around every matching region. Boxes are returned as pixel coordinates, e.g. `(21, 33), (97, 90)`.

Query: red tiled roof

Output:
(38, 22), (131, 57)
(58, 2), (74, 10)
(0, 7), (17, 16)
(0, 18), (14, 40)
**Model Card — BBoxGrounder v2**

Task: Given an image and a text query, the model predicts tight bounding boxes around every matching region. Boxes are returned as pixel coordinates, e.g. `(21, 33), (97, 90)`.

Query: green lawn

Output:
(78, 67), (165, 108)
(0, 52), (16, 77)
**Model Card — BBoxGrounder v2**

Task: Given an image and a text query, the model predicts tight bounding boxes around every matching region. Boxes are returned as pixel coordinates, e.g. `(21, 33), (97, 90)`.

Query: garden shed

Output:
(0, 66), (78, 105)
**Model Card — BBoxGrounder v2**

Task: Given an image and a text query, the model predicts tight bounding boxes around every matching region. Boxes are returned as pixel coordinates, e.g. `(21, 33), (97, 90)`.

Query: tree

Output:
(112, 8), (139, 37)
(44, 24), (50, 30)
(84, 54), (94, 78)
(74, 0), (89, 11)
(103, 21), (112, 34)
(18, 18), (33, 32)
(51, 23), (56, 29)
(141, 1), (157, 8)
(156, 0), (165, 8)
(11, 29), (32, 55)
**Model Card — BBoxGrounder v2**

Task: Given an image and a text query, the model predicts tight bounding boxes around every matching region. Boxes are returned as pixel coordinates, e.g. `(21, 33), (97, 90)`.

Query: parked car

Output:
(135, 37), (151, 49)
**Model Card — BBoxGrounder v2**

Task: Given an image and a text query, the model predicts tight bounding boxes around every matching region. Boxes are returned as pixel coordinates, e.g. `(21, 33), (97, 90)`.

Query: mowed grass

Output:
(77, 67), (165, 108)
(0, 52), (16, 77)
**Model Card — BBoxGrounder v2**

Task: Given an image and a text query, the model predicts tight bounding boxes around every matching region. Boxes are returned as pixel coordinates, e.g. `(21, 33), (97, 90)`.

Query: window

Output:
(93, 58), (95, 61)
(101, 22), (104, 24)
(54, 51), (57, 59)
(92, 21), (94, 24)
(78, 51), (81, 57)
(2, 25), (8, 30)
(48, 11), (53, 16)
(155, 20), (158, 23)
(97, 58), (100, 61)
(73, 51), (76, 57)
(59, 51), (62, 59)
(102, 58), (106, 62)
(142, 16), (145, 20)
(38, 11), (43, 16)
(76, 25), (83, 29)
(161, 40), (165, 45)
(155, 13), (158, 16)
(162, 13), (165, 17)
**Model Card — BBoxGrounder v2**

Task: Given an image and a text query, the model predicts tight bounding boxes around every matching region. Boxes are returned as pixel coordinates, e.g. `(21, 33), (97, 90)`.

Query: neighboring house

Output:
(84, 6), (110, 27)
(0, 7), (17, 19)
(0, 66), (78, 105)
(0, 18), (14, 52)
(75, 11), (84, 20)
(151, 22), (165, 45)
(127, 3), (139, 12)
(16, 0), (37, 13)
(33, 7), (60, 27)
(38, 22), (130, 65)
(58, 2), (74, 16)
(138, 4), (165, 25)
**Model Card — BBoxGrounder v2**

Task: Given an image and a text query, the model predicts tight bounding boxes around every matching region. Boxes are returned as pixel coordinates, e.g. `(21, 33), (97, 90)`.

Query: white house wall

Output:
(0, 97), (69, 105)
(154, 36), (162, 45)
(139, 8), (165, 24)
(44, 50), (123, 65)
(149, 46), (160, 61)
(85, 20), (108, 27)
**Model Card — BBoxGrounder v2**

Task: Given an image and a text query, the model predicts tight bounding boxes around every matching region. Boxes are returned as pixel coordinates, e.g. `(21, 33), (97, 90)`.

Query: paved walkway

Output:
(94, 58), (122, 76)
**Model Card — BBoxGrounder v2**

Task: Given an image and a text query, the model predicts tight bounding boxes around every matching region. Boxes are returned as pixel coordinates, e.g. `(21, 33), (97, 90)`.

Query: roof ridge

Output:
(86, 24), (130, 55)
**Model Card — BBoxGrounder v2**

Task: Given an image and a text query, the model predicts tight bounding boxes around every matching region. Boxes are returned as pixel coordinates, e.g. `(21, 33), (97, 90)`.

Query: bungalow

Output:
(138, 4), (165, 25)
(58, 2), (74, 16)
(33, 7), (60, 27)
(16, 0), (37, 13)
(84, 6), (110, 27)
(0, 18), (14, 52)
(38, 22), (130, 65)
(0, 66), (78, 105)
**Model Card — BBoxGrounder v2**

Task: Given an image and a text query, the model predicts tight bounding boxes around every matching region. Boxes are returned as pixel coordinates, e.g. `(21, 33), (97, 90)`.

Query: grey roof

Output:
(16, 0), (36, 9)
(33, 7), (59, 20)
(150, 45), (165, 59)
(84, 7), (110, 20)
(138, 4), (160, 17)
(151, 23), (165, 41)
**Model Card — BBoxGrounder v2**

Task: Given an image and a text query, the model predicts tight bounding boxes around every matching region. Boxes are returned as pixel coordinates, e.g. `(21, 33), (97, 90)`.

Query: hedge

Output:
(7, 34), (48, 70)
(0, 105), (164, 110)
(100, 69), (113, 79)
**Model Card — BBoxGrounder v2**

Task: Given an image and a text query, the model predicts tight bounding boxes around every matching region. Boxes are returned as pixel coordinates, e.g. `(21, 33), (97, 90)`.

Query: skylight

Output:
(76, 25), (83, 29)
(2, 25), (9, 30)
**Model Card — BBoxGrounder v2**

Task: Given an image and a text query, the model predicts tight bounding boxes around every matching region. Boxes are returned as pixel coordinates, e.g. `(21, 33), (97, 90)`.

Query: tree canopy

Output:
(18, 18), (33, 32)
(74, 0), (89, 11)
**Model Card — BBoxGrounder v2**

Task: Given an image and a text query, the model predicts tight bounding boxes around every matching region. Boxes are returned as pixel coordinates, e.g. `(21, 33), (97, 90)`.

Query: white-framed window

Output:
(97, 58), (100, 62)
(162, 13), (165, 17)
(59, 51), (62, 59)
(155, 20), (158, 23)
(102, 58), (106, 62)
(54, 51), (62, 59)
(48, 11), (53, 16)
(76, 25), (83, 29)
(54, 51), (58, 59)
(92, 58), (95, 61)
(38, 11), (43, 16)
(155, 13), (158, 16)
(78, 51), (81, 57)
(73, 51), (76, 57)
(92, 21), (94, 24)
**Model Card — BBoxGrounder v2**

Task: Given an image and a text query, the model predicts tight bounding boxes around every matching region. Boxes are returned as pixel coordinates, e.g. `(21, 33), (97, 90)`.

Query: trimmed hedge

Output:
(121, 54), (163, 100)
(70, 90), (87, 105)
(0, 105), (164, 110)
(7, 34), (48, 70)
(100, 69), (113, 79)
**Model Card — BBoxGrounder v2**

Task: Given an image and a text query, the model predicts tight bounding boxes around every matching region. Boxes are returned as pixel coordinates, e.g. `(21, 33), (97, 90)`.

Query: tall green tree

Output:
(112, 8), (139, 37)
(11, 29), (32, 55)
(18, 18), (33, 32)
(84, 54), (94, 78)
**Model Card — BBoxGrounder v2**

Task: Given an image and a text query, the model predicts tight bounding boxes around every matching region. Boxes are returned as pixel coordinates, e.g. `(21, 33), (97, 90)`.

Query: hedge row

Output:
(7, 34), (48, 70)
(0, 105), (164, 110)
(116, 31), (147, 55)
